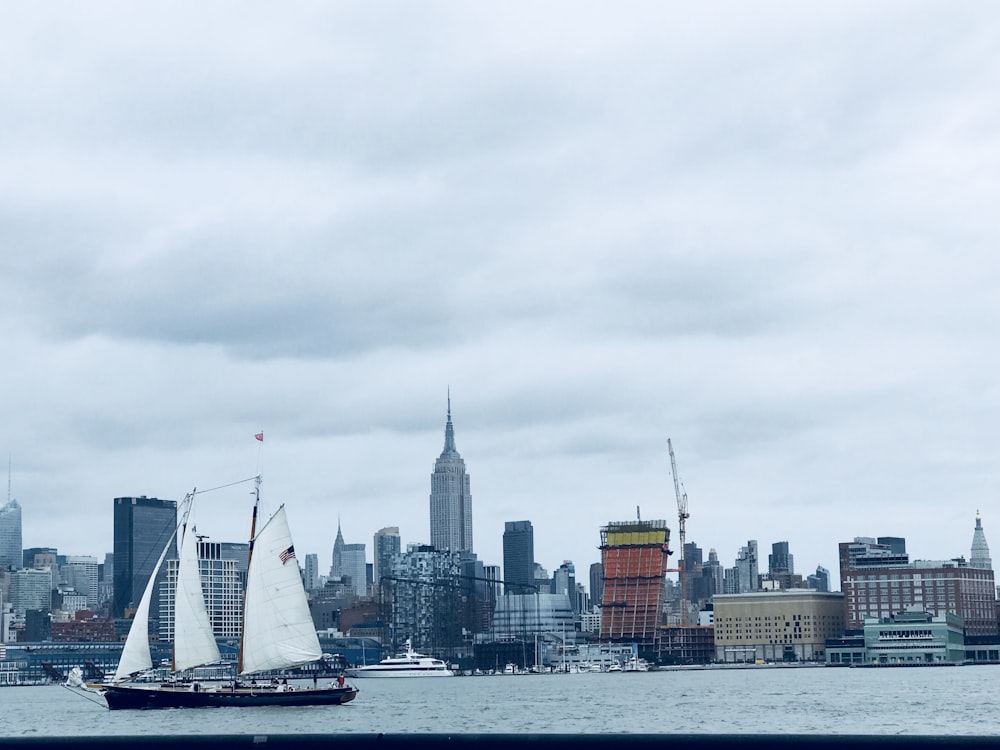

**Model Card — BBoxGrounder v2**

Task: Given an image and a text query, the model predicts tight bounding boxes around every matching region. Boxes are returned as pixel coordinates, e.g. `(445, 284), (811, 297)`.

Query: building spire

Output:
(443, 389), (457, 455)
(971, 510), (992, 570)
(330, 516), (346, 578)
(430, 389), (473, 554)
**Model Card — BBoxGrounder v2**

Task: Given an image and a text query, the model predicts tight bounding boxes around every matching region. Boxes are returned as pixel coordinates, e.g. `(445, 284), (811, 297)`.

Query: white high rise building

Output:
(159, 540), (243, 640)
(63, 556), (99, 610)
(11, 568), (51, 616)
(429, 393), (473, 554)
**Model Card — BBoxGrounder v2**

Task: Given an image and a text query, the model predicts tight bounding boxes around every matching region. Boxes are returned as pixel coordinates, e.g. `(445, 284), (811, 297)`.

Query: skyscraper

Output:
(342, 543), (368, 597)
(731, 540), (759, 593)
(768, 541), (794, 576)
(502, 520), (534, 594)
(0, 498), (21, 569)
(22, 547), (56, 569)
(304, 553), (321, 592)
(63, 555), (99, 610)
(429, 394), (473, 553)
(599, 519), (670, 648)
(693, 547), (723, 602)
(589, 562), (604, 609)
(330, 520), (345, 578)
(373, 526), (401, 588)
(971, 512), (992, 570)
(159, 540), (242, 640)
(112, 496), (177, 619)
(389, 544), (463, 652)
(807, 565), (830, 592)
(10, 567), (51, 616)
(553, 561), (578, 613)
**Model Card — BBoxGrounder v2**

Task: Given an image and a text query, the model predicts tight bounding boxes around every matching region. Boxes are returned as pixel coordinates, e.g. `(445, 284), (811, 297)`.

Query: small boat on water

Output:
(66, 476), (358, 709)
(622, 656), (651, 672)
(345, 639), (454, 678)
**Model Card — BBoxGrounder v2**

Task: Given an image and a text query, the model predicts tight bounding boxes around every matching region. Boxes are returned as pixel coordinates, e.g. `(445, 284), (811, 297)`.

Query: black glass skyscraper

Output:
(768, 541), (793, 576)
(112, 496), (177, 619)
(503, 520), (534, 594)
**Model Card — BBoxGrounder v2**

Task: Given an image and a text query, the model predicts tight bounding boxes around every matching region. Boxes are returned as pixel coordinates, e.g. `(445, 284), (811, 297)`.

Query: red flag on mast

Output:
(255, 432), (264, 442)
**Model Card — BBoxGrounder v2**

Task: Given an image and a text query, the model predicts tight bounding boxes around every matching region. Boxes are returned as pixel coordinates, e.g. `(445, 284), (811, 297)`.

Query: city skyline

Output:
(3, 4), (1000, 593)
(4, 484), (993, 602)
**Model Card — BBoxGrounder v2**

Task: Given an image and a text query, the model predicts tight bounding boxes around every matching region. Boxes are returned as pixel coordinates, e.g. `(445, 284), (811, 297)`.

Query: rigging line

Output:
(190, 475), (260, 497)
(61, 684), (108, 707)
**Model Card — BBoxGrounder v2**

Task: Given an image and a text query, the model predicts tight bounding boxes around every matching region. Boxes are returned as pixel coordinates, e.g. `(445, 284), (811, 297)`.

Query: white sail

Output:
(173, 503), (221, 671)
(113, 526), (177, 683)
(239, 505), (321, 674)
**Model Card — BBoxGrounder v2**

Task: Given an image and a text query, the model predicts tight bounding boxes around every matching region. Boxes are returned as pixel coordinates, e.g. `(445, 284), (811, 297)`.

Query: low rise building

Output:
(658, 624), (715, 664)
(824, 634), (866, 666)
(578, 609), (601, 634)
(865, 610), (965, 665)
(713, 590), (846, 662)
(827, 610), (966, 666)
(51, 613), (116, 642)
(491, 592), (576, 644)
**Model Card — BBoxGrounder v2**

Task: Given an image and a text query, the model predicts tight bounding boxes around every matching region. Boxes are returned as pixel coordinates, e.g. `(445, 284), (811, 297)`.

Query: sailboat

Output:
(86, 477), (358, 709)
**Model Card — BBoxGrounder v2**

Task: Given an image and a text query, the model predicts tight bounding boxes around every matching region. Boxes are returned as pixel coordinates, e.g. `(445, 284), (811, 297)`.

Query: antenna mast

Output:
(668, 438), (689, 626)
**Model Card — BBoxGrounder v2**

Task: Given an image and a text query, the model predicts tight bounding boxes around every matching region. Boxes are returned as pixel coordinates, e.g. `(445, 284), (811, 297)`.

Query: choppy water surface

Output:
(5, 666), (1000, 737)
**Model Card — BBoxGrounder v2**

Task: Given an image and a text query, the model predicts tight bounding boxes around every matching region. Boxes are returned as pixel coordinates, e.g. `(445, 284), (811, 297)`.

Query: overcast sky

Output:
(3, 2), (1000, 593)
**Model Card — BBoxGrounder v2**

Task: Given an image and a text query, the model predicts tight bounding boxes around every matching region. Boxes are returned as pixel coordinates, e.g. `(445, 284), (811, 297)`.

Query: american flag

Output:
(279, 545), (296, 564)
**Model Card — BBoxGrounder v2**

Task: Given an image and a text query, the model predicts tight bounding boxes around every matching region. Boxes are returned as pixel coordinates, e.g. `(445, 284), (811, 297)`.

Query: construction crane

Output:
(668, 438), (690, 626)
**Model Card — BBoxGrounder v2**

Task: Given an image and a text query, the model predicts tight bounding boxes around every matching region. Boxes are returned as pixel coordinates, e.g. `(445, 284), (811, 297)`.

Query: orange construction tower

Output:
(599, 520), (671, 648)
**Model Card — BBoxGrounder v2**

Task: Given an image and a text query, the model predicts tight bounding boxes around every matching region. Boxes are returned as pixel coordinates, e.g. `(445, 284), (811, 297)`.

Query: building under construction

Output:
(599, 520), (671, 651)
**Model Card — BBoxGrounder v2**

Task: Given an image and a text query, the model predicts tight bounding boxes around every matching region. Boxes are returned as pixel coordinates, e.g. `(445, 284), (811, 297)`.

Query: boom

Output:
(668, 438), (690, 625)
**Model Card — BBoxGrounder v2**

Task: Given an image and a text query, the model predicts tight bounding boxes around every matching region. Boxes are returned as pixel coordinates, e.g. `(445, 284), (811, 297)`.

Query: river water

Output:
(3, 666), (1000, 738)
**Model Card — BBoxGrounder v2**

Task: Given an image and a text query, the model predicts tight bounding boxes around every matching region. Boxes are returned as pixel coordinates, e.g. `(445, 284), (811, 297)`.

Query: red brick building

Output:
(50, 611), (116, 642)
(839, 538), (997, 637)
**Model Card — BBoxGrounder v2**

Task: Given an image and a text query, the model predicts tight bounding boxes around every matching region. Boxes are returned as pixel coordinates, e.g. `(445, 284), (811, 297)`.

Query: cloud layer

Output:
(3, 2), (1000, 588)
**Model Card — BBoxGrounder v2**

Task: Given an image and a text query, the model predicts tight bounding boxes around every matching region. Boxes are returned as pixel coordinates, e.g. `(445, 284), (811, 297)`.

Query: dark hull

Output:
(101, 683), (358, 710)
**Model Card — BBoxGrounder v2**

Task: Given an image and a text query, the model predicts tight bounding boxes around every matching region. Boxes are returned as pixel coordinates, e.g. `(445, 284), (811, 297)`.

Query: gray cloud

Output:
(2, 2), (1000, 588)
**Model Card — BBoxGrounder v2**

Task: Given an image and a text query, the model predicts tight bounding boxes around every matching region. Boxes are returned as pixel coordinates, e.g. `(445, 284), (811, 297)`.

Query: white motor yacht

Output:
(345, 640), (454, 678)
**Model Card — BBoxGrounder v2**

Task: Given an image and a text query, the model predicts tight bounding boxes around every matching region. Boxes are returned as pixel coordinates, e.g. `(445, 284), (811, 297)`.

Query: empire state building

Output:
(429, 395), (473, 553)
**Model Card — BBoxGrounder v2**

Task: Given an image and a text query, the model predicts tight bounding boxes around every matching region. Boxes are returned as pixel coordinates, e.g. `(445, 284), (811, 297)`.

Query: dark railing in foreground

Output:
(2, 736), (1000, 750)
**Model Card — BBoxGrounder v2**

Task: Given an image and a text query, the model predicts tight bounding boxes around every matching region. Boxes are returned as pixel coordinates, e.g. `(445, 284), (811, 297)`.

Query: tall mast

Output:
(237, 475), (262, 674)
